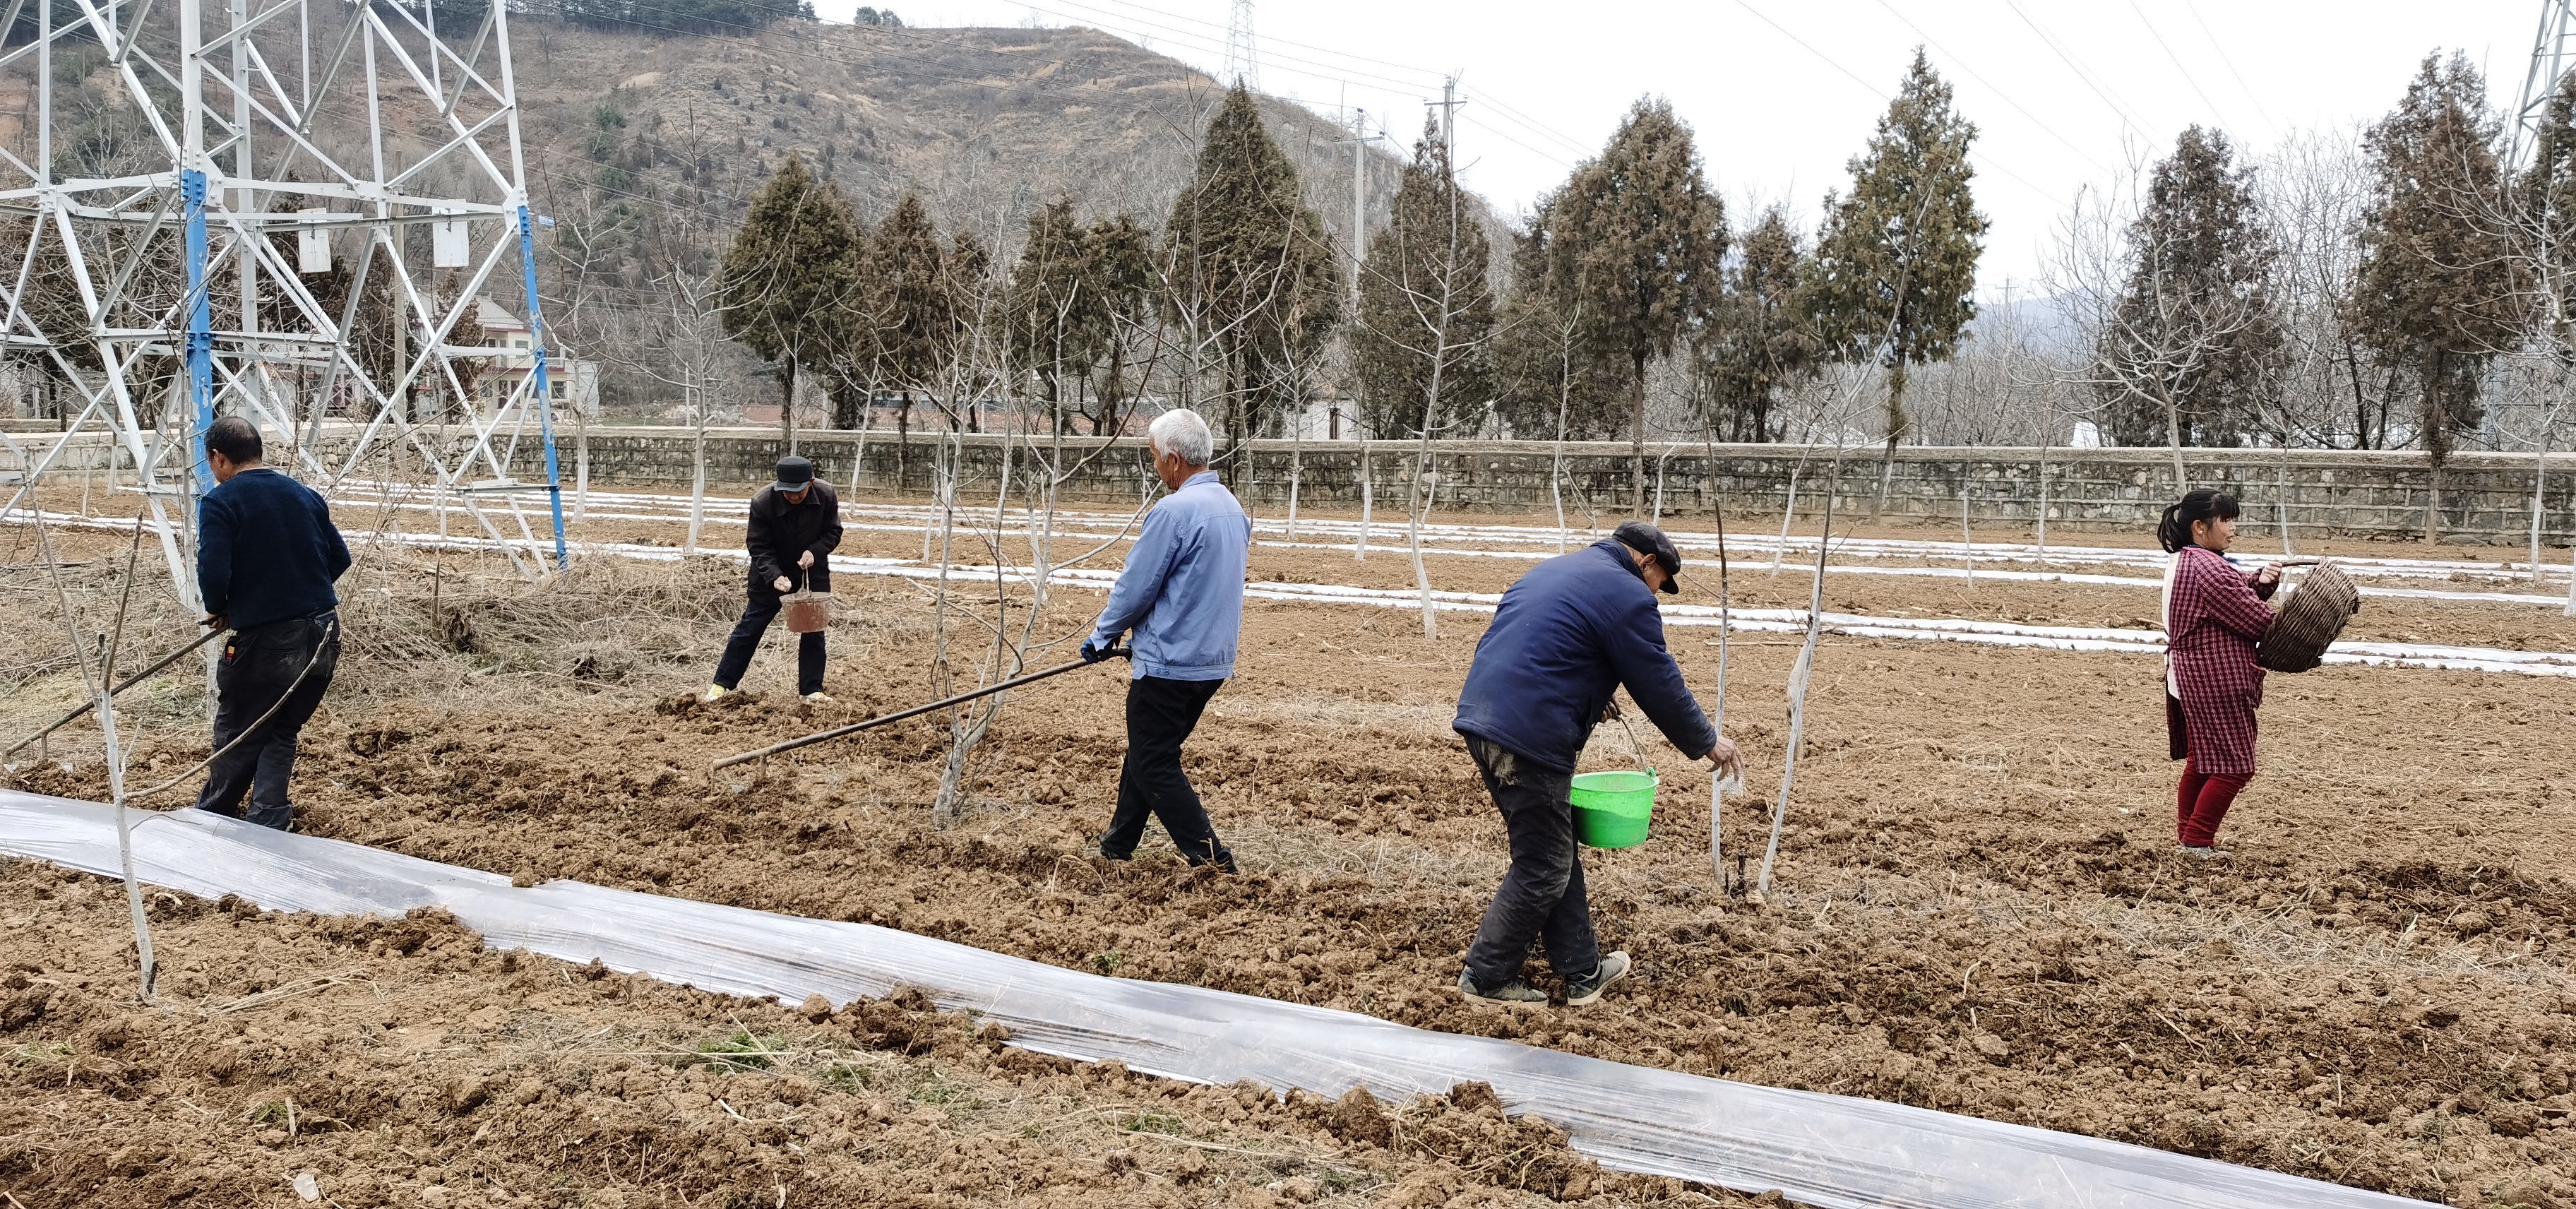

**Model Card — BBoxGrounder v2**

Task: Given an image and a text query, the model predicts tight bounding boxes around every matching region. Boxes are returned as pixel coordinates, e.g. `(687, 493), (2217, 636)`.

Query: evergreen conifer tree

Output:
(1493, 195), (1628, 442)
(1352, 118), (1496, 439)
(718, 155), (861, 434)
(946, 227), (994, 431)
(2354, 53), (2517, 540)
(871, 191), (954, 448)
(1081, 214), (1159, 435)
(1698, 205), (1818, 441)
(1164, 83), (1340, 472)
(1542, 97), (1726, 511)
(2097, 126), (2282, 451)
(1805, 50), (1986, 509)
(2521, 71), (2576, 361)
(1006, 198), (1096, 432)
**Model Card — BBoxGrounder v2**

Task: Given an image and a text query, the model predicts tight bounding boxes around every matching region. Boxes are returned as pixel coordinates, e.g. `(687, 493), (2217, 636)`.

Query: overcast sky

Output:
(869, 1), (2543, 294)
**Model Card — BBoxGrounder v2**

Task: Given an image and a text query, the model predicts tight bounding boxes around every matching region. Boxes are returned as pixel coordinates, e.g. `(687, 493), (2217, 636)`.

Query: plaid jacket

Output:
(2162, 547), (2277, 776)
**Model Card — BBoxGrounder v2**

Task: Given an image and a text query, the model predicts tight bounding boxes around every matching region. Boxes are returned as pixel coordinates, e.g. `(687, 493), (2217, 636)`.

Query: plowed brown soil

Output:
(6, 496), (2576, 1208)
(0, 864), (1757, 1208)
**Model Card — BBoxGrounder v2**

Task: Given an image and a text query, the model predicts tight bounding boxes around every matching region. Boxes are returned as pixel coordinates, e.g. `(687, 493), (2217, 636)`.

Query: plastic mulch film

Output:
(0, 791), (2431, 1209)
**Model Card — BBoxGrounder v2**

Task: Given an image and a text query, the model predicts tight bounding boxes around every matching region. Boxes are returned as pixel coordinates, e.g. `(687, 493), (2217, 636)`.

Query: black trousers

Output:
(195, 612), (340, 830)
(1100, 675), (1234, 870)
(1461, 735), (1602, 989)
(713, 592), (824, 695)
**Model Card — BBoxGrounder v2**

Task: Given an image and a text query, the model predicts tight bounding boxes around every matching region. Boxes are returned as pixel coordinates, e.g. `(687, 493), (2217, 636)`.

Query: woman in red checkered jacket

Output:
(2157, 490), (2282, 857)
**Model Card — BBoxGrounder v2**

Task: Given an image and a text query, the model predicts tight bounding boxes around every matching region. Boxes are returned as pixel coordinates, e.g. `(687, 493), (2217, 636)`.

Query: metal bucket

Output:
(781, 590), (832, 634)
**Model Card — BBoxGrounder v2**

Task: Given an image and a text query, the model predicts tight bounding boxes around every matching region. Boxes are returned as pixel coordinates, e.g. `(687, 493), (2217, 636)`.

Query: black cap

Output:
(1612, 521), (1682, 594)
(773, 455), (815, 494)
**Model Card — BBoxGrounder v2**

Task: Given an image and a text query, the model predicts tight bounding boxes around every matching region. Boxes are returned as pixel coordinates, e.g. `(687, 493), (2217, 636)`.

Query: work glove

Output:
(1080, 640), (1111, 664)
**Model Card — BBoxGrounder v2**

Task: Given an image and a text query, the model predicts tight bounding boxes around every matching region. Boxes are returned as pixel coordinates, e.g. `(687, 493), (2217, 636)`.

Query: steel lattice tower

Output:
(2, 0), (570, 609)
(1223, 0), (1258, 92)
(2515, 0), (2576, 165)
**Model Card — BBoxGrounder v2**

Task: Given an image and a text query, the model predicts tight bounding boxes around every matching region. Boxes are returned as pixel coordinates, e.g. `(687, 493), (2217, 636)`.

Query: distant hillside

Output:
(501, 19), (1465, 388)
(6, 13), (1495, 415)
(515, 19), (1405, 227)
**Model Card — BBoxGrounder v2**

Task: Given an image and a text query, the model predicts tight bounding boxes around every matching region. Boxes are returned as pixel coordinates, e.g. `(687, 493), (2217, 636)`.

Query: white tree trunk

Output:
(1759, 465), (1837, 898)
(2529, 431), (2549, 582)
(1960, 470), (1974, 590)
(1287, 415), (1303, 538)
(684, 409), (708, 556)
(850, 402), (871, 501)
(1354, 439), (1373, 561)
(1550, 446), (1570, 554)
(2034, 441), (2051, 565)
(1770, 465), (1800, 578)
(2279, 451), (2296, 556)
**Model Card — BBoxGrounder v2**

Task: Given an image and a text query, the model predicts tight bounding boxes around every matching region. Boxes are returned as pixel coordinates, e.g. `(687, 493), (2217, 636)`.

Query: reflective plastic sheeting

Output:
(0, 791), (2431, 1209)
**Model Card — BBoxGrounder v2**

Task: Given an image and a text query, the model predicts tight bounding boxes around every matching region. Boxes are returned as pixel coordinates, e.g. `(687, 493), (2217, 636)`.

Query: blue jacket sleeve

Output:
(1092, 506), (1179, 645)
(197, 493), (235, 617)
(316, 493), (351, 581)
(1605, 592), (1718, 759)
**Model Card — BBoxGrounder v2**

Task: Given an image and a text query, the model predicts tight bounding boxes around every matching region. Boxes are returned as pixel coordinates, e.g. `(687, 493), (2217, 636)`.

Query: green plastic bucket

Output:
(1569, 770), (1657, 849)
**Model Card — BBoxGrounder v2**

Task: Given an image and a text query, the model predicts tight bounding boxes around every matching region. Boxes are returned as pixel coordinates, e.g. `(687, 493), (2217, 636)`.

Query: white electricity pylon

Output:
(2514, 0), (2576, 165)
(1, 0), (570, 614)
(1223, 0), (1258, 92)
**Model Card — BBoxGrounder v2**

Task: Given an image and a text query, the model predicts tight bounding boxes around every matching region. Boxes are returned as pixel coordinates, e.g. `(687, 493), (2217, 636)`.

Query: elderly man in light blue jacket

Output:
(1080, 407), (1250, 872)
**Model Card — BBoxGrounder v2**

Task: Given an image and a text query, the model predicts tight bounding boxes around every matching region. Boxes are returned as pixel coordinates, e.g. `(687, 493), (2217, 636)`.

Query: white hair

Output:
(1148, 407), (1215, 467)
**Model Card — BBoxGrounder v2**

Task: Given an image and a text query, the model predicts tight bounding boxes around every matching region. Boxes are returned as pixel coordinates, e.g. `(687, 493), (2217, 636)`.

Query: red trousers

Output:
(2176, 760), (2248, 848)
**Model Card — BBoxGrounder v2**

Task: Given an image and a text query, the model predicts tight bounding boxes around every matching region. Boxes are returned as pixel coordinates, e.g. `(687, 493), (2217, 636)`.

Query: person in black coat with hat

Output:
(705, 455), (842, 703)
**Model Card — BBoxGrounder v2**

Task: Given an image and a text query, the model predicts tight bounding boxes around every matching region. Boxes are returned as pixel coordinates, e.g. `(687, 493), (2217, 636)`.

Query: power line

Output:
(1871, 1), (2114, 177)
(2128, 1), (2237, 138)
(2003, 0), (2151, 138)
(2182, 0), (2282, 142)
(1034, 0), (1594, 172)
(1731, 0), (2073, 212)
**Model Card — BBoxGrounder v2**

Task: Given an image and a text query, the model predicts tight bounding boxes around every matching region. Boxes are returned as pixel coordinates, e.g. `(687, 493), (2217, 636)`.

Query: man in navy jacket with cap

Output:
(1452, 520), (1741, 1006)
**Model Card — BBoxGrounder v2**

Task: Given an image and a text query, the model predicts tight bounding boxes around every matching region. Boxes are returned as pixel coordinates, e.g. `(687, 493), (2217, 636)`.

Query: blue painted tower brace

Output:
(518, 204), (569, 569)
(178, 175), (567, 570)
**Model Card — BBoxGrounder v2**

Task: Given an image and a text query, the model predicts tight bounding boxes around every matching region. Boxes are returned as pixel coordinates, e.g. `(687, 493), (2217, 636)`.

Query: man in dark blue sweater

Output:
(1451, 521), (1741, 1007)
(194, 416), (350, 830)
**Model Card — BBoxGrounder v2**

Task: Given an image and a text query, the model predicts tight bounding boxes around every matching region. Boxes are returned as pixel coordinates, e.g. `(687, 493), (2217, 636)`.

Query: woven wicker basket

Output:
(2256, 561), (2360, 673)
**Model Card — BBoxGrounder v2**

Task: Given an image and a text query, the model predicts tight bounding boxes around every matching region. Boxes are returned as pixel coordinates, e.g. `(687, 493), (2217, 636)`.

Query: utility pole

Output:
(1424, 76), (1467, 165)
(1332, 109), (1384, 316)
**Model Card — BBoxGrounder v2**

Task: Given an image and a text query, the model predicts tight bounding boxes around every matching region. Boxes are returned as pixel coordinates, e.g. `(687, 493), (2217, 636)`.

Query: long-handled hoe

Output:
(707, 648), (1131, 786)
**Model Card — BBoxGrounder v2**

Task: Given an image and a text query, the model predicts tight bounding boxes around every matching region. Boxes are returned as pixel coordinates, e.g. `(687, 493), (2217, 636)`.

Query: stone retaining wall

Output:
(6, 421), (2570, 544)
